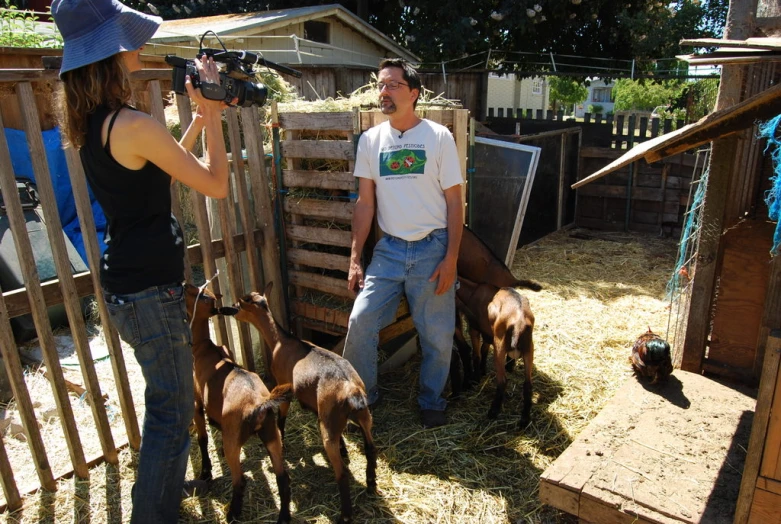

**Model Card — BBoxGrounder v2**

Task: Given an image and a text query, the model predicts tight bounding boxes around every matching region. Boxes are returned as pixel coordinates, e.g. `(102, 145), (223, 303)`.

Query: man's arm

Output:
(348, 177), (376, 294)
(430, 183), (463, 295)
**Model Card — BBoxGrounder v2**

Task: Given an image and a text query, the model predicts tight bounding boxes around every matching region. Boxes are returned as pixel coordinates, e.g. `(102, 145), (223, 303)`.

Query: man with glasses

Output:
(343, 58), (463, 429)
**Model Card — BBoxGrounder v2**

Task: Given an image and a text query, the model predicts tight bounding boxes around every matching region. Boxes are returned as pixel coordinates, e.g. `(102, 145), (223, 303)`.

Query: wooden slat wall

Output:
(274, 106), (470, 339)
(0, 69), (281, 504)
(273, 106), (359, 336)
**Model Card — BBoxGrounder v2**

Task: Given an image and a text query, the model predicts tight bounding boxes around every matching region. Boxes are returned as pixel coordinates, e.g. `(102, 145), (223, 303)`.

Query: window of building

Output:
(498, 108), (504, 117)
(304, 21), (330, 44)
(532, 79), (543, 95)
(592, 87), (613, 103)
(488, 107), (495, 117)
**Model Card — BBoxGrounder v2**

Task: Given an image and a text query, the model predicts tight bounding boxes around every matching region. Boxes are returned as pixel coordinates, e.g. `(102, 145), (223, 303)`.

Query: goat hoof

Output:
(198, 471), (212, 482)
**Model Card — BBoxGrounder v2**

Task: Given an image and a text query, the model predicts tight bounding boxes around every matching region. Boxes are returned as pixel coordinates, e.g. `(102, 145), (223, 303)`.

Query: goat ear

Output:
(218, 306), (239, 316)
(264, 280), (274, 296)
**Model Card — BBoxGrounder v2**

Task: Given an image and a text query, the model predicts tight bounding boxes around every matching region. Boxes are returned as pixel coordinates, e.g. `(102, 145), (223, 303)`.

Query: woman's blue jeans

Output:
(343, 229), (455, 412)
(104, 282), (194, 524)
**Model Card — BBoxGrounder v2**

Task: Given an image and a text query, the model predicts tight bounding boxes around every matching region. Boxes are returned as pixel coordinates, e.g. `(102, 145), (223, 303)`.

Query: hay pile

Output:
(3, 228), (679, 523)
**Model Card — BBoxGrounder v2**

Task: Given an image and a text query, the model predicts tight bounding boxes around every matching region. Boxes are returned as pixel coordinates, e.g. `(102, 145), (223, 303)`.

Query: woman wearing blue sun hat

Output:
(51, 0), (232, 521)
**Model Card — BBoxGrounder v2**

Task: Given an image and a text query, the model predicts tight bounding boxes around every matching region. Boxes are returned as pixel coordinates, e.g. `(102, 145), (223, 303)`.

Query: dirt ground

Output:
(0, 228), (757, 523)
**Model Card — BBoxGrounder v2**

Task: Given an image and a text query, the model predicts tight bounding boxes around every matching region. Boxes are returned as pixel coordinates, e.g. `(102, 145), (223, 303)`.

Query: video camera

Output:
(165, 37), (301, 108)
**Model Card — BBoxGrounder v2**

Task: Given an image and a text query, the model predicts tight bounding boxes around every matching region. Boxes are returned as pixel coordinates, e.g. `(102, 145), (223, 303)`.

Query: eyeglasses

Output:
(377, 81), (409, 91)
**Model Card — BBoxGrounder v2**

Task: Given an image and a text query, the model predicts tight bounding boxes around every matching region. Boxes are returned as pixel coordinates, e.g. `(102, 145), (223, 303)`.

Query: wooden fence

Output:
(0, 68), (281, 508)
(483, 110), (695, 234)
(486, 111), (686, 149)
(0, 64), (469, 506)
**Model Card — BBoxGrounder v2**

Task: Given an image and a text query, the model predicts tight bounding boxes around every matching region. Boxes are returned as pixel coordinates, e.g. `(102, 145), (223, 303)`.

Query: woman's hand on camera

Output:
(185, 56), (233, 113)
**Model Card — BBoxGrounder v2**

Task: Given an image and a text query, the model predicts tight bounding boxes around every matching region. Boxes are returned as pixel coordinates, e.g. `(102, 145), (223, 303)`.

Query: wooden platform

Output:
(540, 370), (756, 523)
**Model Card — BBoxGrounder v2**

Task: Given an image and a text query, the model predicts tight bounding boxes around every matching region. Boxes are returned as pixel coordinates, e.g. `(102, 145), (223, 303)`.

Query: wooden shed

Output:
(147, 4), (418, 101)
(540, 0), (781, 520)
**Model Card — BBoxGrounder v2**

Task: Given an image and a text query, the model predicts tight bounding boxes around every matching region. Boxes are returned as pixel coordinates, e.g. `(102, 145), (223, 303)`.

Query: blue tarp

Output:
(6, 126), (107, 266)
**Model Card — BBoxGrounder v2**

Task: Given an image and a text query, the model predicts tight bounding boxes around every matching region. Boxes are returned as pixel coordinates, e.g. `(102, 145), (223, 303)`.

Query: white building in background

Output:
(575, 78), (615, 117)
(486, 73), (549, 118)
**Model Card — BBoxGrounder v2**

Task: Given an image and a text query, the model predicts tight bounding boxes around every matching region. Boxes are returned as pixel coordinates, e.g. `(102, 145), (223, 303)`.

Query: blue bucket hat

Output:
(51, 0), (162, 77)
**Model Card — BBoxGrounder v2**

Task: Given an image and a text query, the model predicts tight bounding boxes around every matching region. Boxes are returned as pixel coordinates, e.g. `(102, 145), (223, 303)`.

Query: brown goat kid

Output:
(456, 277), (536, 428)
(184, 283), (292, 523)
(451, 226), (542, 393)
(227, 282), (377, 524)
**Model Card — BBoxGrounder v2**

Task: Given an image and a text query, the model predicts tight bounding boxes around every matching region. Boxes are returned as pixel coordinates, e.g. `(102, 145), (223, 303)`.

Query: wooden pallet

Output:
(540, 370), (756, 523)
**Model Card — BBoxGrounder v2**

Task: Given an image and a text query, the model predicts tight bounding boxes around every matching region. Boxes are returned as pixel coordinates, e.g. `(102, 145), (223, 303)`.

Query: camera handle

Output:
(201, 49), (303, 79)
(200, 82), (229, 102)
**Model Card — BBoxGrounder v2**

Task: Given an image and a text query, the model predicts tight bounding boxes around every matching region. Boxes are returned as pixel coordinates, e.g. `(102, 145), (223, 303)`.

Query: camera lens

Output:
(241, 81), (268, 108)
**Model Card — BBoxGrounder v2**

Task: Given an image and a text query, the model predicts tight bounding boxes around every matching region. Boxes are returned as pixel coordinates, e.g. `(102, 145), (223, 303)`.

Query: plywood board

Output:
(708, 220), (773, 371)
(540, 371), (755, 523)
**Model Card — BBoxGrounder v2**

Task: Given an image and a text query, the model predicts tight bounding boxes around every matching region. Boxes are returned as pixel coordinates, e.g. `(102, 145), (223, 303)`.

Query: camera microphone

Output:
(399, 131), (404, 139)
(238, 51), (260, 65)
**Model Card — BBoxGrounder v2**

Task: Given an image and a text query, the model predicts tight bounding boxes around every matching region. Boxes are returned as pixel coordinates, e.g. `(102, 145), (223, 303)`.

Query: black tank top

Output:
(80, 105), (185, 293)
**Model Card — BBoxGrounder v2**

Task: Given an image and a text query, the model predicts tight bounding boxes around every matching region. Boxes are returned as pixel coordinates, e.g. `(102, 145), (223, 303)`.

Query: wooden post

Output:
(147, 80), (191, 283)
(240, 106), (287, 331)
(219, 108), (254, 370)
(679, 0), (753, 372)
(17, 82), (118, 465)
(454, 108), (469, 220)
(557, 133), (567, 230)
(63, 147), (141, 450)
(12, 83), (89, 479)
(176, 94), (230, 346)
(0, 126), (55, 489)
(0, 428), (21, 511)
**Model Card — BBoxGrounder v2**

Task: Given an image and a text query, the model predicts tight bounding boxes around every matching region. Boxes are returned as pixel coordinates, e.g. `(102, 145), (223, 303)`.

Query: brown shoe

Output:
(420, 409), (446, 428)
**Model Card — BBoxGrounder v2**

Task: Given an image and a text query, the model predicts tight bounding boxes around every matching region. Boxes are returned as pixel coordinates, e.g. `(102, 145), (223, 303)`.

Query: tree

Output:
(548, 77), (588, 115)
(612, 79), (683, 112)
(125, 0), (728, 74)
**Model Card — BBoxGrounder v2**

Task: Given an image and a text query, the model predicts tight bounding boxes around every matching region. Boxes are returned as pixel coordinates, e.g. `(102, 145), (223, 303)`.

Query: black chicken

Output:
(630, 328), (673, 384)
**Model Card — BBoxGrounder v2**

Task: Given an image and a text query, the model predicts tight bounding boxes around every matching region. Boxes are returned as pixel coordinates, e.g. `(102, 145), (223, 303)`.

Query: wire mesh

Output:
(666, 147), (711, 363)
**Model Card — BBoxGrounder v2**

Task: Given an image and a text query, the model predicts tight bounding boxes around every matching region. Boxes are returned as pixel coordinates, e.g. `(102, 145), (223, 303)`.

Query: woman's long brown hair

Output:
(57, 54), (132, 149)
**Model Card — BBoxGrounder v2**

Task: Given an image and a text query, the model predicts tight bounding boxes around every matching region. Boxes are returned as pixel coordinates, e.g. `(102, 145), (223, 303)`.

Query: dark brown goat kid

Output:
(184, 283), (292, 523)
(456, 277), (536, 428)
(458, 225), (542, 291)
(226, 282), (377, 524)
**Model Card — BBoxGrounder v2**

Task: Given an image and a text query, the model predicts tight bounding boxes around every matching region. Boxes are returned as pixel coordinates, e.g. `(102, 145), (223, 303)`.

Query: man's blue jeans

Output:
(343, 228), (455, 412)
(104, 282), (194, 523)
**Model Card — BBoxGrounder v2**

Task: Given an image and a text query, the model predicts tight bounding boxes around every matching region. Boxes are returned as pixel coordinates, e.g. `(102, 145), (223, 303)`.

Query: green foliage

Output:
(674, 76), (720, 121)
(0, 5), (62, 48)
(588, 104), (604, 114)
(612, 76), (719, 122)
(612, 79), (685, 112)
(548, 77), (588, 115)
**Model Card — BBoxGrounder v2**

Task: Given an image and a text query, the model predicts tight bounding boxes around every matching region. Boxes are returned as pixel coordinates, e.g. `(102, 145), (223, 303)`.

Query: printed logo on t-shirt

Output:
(379, 149), (426, 176)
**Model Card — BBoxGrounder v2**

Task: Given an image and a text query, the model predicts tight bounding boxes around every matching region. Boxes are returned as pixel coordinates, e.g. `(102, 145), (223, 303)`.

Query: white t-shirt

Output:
(353, 119), (463, 241)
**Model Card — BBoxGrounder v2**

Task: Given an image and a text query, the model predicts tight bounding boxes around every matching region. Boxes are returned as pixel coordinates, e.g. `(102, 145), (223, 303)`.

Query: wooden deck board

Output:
(540, 371), (756, 523)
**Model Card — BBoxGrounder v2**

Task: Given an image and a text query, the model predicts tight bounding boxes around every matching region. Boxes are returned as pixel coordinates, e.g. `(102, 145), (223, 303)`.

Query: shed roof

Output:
(150, 4), (419, 63)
